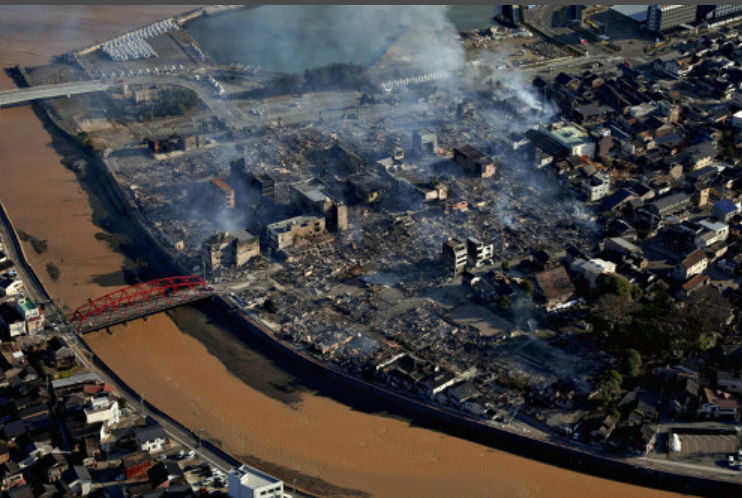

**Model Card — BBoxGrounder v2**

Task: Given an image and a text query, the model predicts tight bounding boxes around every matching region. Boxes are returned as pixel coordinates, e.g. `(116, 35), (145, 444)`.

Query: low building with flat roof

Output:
(227, 464), (283, 498)
(544, 124), (596, 157)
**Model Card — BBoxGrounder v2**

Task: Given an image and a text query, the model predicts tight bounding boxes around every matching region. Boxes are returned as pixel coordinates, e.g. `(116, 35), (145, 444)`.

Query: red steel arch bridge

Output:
(71, 276), (213, 334)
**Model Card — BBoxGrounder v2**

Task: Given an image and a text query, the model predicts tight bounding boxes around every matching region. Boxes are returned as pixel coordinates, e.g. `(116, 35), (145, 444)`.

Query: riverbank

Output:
(0, 7), (700, 498)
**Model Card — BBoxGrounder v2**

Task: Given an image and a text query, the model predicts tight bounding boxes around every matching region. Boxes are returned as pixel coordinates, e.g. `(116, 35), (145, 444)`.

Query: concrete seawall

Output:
(219, 298), (742, 498)
(12, 50), (742, 498)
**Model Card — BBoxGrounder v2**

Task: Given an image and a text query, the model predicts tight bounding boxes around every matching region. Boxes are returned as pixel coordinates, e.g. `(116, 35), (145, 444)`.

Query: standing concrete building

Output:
(467, 237), (494, 268)
(201, 230), (260, 274)
(267, 215), (326, 251)
(442, 238), (468, 277)
(412, 128), (438, 156)
(290, 178), (347, 231)
(210, 178), (235, 210)
(647, 5), (698, 32)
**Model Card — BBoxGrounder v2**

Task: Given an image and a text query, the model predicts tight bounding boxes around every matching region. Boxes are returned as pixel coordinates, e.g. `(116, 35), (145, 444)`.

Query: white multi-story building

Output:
(696, 219), (729, 250)
(228, 465), (284, 498)
(571, 258), (617, 288)
(673, 249), (708, 281)
(85, 397), (120, 427)
(466, 237), (494, 268)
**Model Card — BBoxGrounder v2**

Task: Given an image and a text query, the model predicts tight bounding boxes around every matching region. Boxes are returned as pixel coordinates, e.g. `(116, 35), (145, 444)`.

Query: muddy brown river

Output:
(0, 6), (691, 498)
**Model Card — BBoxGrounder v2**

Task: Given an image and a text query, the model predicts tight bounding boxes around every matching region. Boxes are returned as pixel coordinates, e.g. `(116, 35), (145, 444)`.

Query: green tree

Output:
(501, 261), (511, 271)
(597, 274), (641, 301)
(497, 295), (512, 313)
(622, 349), (642, 378)
(597, 369), (623, 407)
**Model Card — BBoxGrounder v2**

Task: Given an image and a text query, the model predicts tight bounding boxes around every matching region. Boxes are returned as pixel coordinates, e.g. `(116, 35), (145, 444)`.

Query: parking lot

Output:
(670, 434), (740, 469)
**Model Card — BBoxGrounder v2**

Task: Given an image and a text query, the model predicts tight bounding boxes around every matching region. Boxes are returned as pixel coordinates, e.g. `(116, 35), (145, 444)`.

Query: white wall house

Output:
(84, 398), (120, 427)
(228, 465), (284, 498)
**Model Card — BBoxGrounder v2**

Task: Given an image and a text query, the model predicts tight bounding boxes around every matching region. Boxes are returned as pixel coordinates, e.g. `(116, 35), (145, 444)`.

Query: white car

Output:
(186, 450), (196, 459)
(155, 454), (167, 462)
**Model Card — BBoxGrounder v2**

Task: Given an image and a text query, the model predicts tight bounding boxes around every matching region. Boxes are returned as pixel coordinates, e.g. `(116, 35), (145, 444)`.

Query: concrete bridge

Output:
(0, 81), (111, 108)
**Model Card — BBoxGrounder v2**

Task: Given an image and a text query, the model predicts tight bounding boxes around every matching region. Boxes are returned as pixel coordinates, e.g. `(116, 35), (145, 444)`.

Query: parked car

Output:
(155, 454), (167, 462)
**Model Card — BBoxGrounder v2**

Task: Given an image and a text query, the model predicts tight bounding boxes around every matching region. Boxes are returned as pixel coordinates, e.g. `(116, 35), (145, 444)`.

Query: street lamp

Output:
(197, 428), (204, 451)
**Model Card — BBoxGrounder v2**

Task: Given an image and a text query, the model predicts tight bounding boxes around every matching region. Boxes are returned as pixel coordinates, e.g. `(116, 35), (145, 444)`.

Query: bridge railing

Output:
(72, 276), (212, 333)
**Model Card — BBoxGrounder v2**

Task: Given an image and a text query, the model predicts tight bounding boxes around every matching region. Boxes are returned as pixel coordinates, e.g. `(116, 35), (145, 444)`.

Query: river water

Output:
(0, 6), (689, 498)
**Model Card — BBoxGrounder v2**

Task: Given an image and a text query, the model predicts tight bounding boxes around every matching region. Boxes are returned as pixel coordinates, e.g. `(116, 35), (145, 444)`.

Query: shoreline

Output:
(0, 7), (735, 498)
(11, 35), (738, 498)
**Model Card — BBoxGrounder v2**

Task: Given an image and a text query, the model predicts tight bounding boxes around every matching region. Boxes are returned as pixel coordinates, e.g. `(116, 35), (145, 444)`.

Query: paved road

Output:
(0, 201), (55, 310)
(0, 81), (110, 108)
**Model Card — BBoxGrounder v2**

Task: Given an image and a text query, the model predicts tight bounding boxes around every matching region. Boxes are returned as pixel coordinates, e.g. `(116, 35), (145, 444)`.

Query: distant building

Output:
(647, 5), (697, 33)
(267, 215), (326, 251)
(132, 85), (160, 104)
(442, 238), (467, 277)
(201, 231), (260, 274)
(611, 5), (650, 24)
(412, 128), (438, 156)
(698, 5), (742, 26)
(453, 146), (496, 178)
(210, 178), (235, 210)
(499, 5), (523, 27)
(227, 465), (283, 498)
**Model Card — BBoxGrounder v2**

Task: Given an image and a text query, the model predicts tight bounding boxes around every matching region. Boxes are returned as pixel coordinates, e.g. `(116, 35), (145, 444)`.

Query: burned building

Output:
(210, 178), (235, 210)
(412, 128), (438, 157)
(229, 158), (275, 206)
(442, 238), (467, 277)
(249, 173), (276, 202)
(346, 173), (386, 204)
(132, 85), (160, 104)
(267, 215), (326, 251)
(290, 178), (348, 231)
(202, 230), (260, 274)
(325, 144), (366, 174)
(453, 146), (496, 178)
(393, 170), (448, 204)
(178, 134), (204, 151)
